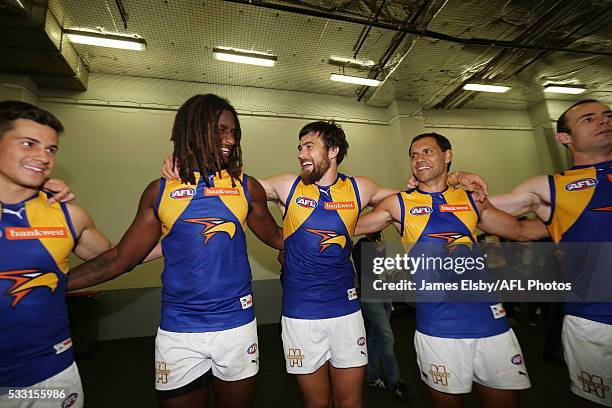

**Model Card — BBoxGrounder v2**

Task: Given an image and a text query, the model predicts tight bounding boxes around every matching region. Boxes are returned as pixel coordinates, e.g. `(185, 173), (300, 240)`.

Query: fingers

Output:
(406, 175), (418, 188)
(48, 191), (75, 204)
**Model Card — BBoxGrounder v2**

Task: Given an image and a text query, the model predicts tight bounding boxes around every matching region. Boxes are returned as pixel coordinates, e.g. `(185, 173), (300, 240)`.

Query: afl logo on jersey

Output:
(170, 187), (196, 199)
(247, 343), (257, 354)
(296, 196), (318, 209)
(410, 206), (433, 216)
(565, 178), (598, 191)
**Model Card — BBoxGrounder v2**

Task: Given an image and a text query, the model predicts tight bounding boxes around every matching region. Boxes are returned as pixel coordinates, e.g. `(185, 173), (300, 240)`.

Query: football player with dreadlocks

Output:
(67, 94), (283, 408)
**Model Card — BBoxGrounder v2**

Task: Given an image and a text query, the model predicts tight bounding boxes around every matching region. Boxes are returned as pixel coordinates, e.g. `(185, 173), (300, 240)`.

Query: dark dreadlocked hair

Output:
(171, 94), (243, 187)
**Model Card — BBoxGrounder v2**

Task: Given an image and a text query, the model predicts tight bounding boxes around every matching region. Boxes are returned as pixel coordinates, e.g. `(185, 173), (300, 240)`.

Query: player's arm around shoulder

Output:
(246, 176), (284, 250)
(352, 176), (400, 207)
(257, 172), (299, 214)
(489, 175), (551, 220)
(355, 193), (401, 236)
(476, 198), (549, 241)
(66, 203), (112, 261)
(67, 179), (163, 291)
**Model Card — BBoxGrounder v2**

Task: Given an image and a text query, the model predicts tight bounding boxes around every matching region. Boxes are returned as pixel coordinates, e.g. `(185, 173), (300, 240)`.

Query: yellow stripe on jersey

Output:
(25, 192), (74, 274)
(213, 172), (248, 231)
(444, 188), (479, 241)
(329, 177), (360, 237)
(549, 168), (597, 243)
(283, 183), (320, 240)
(399, 192), (433, 249)
(158, 174), (201, 236)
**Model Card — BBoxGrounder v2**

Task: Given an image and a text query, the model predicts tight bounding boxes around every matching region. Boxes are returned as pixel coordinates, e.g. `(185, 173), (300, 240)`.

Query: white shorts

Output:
(281, 310), (367, 374)
(414, 329), (531, 394)
(155, 319), (259, 391)
(562, 315), (612, 407)
(0, 362), (83, 408)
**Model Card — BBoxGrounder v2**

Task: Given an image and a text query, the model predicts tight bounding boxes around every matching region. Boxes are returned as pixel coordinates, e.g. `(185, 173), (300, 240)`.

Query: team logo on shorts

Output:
(429, 364), (451, 386)
(357, 337), (366, 346)
(247, 343), (258, 354)
(410, 206), (433, 216)
(156, 361), (171, 384)
(577, 371), (610, 399)
(296, 196), (318, 209)
(565, 178), (598, 191)
(61, 393), (79, 408)
(0, 269), (59, 308)
(183, 217), (236, 244)
(287, 348), (305, 368)
(305, 229), (346, 252)
(511, 354), (523, 365)
(170, 187), (196, 199)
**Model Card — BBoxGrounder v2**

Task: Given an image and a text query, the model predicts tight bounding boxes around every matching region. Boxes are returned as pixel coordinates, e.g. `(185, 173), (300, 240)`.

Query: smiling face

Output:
(557, 102), (612, 156)
(0, 119), (58, 191)
(298, 131), (333, 185)
(215, 109), (237, 167)
(409, 136), (452, 184)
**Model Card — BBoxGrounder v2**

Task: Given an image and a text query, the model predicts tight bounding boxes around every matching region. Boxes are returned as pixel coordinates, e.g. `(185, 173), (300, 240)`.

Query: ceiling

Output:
(1, 0), (612, 110)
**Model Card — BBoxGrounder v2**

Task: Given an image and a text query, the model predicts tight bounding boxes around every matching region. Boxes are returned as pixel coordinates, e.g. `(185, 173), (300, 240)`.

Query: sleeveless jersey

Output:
(0, 192), (77, 387)
(282, 174), (361, 319)
(546, 160), (612, 324)
(398, 187), (509, 338)
(155, 170), (254, 332)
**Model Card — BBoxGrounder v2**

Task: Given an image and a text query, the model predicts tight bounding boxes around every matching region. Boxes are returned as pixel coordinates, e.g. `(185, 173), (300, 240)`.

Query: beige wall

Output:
(2, 76), (565, 290)
(40, 102), (396, 289)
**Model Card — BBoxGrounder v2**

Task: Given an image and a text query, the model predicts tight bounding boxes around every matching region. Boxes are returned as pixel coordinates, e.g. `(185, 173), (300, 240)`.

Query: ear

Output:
(444, 149), (453, 165)
(555, 132), (572, 146)
(328, 146), (339, 161)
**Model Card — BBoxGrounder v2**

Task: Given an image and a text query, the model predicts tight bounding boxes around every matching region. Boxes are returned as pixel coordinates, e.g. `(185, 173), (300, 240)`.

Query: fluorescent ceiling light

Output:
(463, 83), (510, 93)
(213, 47), (277, 67)
(64, 29), (147, 51)
(329, 74), (380, 87)
(544, 85), (586, 95)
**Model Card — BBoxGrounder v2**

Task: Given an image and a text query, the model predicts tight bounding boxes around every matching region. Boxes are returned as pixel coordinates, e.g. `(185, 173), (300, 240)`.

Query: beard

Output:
(301, 156), (331, 185)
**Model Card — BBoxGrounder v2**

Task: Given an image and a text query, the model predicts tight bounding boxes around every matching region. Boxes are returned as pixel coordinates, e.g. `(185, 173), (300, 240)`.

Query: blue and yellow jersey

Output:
(398, 187), (509, 338)
(282, 174), (361, 319)
(546, 160), (612, 324)
(0, 192), (77, 387)
(155, 170), (254, 332)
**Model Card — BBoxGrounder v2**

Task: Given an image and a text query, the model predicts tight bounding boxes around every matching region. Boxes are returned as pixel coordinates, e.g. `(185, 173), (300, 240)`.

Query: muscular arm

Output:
(354, 194), (402, 236)
(477, 199), (549, 241)
(67, 180), (163, 290)
(246, 176), (284, 250)
(353, 176), (399, 207)
(488, 175), (551, 220)
(67, 204), (112, 260)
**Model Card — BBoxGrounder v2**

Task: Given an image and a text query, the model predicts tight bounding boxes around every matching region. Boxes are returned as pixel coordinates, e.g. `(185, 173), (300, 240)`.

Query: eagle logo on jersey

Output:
(0, 269), (59, 308)
(304, 228), (347, 252)
(183, 217), (236, 244)
(425, 232), (474, 254)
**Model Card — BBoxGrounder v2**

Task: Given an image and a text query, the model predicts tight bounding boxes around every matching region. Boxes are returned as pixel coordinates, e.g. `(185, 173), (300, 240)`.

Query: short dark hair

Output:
(556, 99), (601, 134)
(298, 121), (349, 164)
(409, 132), (452, 170)
(0, 101), (64, 139)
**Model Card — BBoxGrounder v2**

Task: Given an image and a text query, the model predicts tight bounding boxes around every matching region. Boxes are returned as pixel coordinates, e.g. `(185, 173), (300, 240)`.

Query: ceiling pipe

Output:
(223, 0), (612, 57)
(352, 0), (387, 59)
